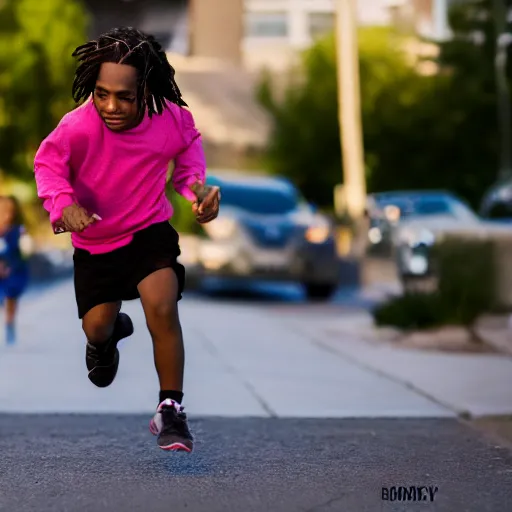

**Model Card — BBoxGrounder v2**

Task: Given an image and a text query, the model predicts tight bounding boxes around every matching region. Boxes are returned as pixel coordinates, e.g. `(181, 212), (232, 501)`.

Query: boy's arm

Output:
(33, 125), (76, 231)
(170, 107), (207, 201)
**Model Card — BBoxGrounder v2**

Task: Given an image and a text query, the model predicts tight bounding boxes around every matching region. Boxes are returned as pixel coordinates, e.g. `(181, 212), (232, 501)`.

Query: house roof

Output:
(168, 53), (272, 149)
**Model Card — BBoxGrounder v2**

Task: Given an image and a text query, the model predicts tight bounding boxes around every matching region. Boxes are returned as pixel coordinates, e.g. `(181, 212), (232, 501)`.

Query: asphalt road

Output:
(1, 416), (511, 512)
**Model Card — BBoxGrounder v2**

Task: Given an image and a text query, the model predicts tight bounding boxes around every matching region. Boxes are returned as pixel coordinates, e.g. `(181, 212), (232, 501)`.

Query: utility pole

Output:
(335, 0), (366, 219)
(492, 0), (512, 181)
(334, 0), (367, 255)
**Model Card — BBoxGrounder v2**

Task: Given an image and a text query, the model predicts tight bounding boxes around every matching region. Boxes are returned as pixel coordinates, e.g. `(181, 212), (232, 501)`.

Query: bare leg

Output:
(137, 268), (184, 392)
(82, 302), (121, 344)
(5, 298), (17, 325)
(4, 297), (18, 344)
(139, 268), (193, 452)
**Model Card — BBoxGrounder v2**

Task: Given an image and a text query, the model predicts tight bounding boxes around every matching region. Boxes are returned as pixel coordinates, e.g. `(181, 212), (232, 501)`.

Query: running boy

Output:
(33, 27), (220, 453)
(0, 196), (30, 345)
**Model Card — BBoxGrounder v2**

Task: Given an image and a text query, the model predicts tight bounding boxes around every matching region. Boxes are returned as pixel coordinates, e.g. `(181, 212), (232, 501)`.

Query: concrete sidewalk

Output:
(0, 279), (511, 419)
(272, 308), (512, 418)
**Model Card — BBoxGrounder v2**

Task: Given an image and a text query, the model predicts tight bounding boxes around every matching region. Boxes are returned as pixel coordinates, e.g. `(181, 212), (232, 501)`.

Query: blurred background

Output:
(0, 0), (512, 365)
(1, 3), (512, 509)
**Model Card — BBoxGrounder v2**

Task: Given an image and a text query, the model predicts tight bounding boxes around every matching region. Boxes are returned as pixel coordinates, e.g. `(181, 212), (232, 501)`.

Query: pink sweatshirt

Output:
(34, 99), (206, 254)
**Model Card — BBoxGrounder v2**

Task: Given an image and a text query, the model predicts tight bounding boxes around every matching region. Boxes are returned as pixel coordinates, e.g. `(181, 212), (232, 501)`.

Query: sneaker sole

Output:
(149, 419), (193, 452)
(160, 443), (192, 453)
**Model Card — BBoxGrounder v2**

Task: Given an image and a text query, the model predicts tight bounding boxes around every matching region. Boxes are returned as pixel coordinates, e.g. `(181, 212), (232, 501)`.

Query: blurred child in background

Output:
(0, 196), (30, 344)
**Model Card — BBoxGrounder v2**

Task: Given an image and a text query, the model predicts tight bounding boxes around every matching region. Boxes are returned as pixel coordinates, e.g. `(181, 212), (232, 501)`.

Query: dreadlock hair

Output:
(71, 27), (187, 117)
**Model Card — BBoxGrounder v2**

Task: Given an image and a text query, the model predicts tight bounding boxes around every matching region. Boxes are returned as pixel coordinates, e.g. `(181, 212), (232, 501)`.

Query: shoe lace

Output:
(160, 405), (192, 439)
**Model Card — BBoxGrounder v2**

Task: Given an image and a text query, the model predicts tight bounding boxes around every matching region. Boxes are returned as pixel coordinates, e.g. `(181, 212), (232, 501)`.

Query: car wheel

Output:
(303, 283), (337, 301)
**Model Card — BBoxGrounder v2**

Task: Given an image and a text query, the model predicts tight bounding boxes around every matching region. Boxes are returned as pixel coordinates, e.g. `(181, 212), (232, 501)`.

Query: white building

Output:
(241, 0), (450, 70)
(243, 0), (391, 48)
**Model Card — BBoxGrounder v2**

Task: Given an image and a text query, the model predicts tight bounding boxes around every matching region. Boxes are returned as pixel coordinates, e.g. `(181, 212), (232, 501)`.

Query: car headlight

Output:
(368, 227), (383, 244)
(384, 205), (401, 223)
(305, 225), (330, 244)
(202, 217), (237, 240)
(408, 254), (429, 274)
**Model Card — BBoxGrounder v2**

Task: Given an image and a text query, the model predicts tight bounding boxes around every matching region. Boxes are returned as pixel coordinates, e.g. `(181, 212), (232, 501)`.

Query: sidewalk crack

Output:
(190, 326), (277, 418)
(289, 323), (467, 418)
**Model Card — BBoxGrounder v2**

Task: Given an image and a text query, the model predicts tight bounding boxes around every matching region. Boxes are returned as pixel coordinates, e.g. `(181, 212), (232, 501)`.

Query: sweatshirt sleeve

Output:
(33, 120), (76, 226)
(171, 107), (207, 202)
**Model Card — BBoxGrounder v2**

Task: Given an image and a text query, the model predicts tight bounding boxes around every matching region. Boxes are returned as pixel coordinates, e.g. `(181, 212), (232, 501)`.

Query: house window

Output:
(308, 12), (335, 39)
(245, 11), (289, 37)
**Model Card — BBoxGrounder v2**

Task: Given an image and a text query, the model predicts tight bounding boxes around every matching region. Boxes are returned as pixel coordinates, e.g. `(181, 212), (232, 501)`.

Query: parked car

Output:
(187, 171), (341, 300)
(366, 190), (485, 285)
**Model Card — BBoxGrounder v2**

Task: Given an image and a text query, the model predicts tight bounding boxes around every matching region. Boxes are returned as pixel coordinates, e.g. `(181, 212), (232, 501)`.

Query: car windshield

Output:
(375, 195), (478, 221)
(214, 183), (300, 215)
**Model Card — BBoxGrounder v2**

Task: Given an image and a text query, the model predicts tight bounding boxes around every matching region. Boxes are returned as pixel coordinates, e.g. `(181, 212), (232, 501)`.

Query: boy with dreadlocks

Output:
(33, 27), (220, 453)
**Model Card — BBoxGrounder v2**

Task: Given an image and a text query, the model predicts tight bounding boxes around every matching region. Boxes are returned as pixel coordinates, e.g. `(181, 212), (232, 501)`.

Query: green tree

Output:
(438, 0), (512, 83)
(434, 0), (512, 196)
(257, 27), (435, 208)
(257, 34), (342, 208)
(0, 0), (89, 181)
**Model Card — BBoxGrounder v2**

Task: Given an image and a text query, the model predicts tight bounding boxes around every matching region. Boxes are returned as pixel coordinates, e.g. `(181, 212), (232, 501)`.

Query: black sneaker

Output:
(149, 399), (194, 452)
(86, 312), (134, 388)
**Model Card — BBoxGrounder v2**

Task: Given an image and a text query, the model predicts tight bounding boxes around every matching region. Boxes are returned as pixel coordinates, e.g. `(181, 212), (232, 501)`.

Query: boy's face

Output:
(0, 199), (15, 230)
(93, 62), (141, 132)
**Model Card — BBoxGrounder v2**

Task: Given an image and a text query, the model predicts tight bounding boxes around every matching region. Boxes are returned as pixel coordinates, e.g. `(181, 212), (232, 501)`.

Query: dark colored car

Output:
(187, 171), (341, 300)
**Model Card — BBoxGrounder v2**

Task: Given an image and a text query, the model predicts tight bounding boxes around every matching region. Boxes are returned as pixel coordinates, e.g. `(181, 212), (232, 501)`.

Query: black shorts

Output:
(73, 221), (185, 319)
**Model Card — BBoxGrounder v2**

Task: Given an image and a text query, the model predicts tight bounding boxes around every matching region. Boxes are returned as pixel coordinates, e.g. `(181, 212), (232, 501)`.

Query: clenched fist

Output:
(190, 181), (221, 224)
(58, 204), (98, 233)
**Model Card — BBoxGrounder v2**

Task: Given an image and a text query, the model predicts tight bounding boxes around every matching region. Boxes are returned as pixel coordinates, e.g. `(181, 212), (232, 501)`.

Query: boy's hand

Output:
(61, 204), (98, 233)
(190, 181), (221, 224)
